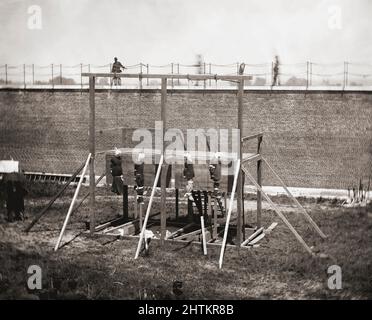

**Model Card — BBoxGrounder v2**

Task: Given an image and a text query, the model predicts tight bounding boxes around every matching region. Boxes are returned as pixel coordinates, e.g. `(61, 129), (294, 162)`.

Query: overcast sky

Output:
(0, 0), (371, 65)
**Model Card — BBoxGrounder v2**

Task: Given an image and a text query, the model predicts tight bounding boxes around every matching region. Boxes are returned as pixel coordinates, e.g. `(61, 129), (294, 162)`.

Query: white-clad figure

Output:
(183, 153), (195, 202)
(143, 229), (155, 255)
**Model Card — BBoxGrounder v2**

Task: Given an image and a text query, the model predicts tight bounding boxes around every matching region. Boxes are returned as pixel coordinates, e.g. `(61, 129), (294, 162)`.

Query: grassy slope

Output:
(0, 187), (371, 300)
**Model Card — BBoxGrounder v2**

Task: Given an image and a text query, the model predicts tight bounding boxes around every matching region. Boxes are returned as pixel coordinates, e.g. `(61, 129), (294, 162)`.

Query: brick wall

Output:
(0, 89), (371, 189)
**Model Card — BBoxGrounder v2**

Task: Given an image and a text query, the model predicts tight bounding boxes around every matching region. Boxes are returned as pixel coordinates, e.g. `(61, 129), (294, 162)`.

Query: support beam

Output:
(262, 157), (326, 239)
(89, 76), (96, 234)
(82, 73), (252, 82)
(241, 166), (314, 256)
(219, 159), (241, 269)
(257, 159), (262, 228)
(70, 173), (105, 217)
(200, 216), (207, 255)
(123, 185), (128, 219)
(236, 80), (244, 245)
(175, 189), (179, 220)
(24, 161), (85, 232)
(54, 154), (91, 251)
(211, 194), (217, 239)
(160, 77), (167, 244)
(135, 155), (164, 259)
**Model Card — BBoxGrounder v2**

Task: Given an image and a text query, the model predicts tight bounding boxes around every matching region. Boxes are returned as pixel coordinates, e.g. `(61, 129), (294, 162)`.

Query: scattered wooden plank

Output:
(265, 222), (278, 234)
(174, 228), (202, 241)
(167, 223), (195, 239)
(241, 227), (263, 247)
(247, 232), (265, 245)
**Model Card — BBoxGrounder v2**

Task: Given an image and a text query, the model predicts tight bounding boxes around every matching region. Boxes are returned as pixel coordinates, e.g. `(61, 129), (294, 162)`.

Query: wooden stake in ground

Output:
(219, 159), (240, 269)
(54, 153), (92, 251)
(135, 155), (164, 259)
(200, 215), (207, 255)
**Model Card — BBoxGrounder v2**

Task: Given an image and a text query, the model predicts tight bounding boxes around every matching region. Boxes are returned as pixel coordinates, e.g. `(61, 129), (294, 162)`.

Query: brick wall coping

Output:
(1, 85), (372, 93)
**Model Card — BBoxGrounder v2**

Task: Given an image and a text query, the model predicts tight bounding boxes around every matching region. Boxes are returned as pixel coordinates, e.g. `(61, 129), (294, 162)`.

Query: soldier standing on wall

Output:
(238, 62), (246, 75)
(271, 55), (280, 88)
(111, 57), (126, 86)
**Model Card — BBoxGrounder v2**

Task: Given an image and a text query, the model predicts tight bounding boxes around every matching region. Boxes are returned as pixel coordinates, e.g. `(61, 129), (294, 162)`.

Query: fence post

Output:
(209, 63), (212, 86)
(146, 64), (149, 85)
(171, 63), (174, 89)
(140, 63), (143, 90)
(60, 64), (62, 85)
(345, 61), (348, 87)
(80, 63), (83, 89)
(343, 61), (346, 89)
(203, 62), (206, 89)
(51, 63), (54, 89)
(236, 62), (239, 89)
(32, 64), (34, 85)
(88, 64), (91, 73)
(177, 63), (180, 86)
(306, 61), (309, 89)
(5, 64), (7, 85)
(23, 64), (26, 89)
(310, 62), (312, 86)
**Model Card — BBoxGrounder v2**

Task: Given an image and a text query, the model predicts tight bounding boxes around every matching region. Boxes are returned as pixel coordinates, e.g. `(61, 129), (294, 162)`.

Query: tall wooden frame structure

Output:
(80, 72), (326, 268)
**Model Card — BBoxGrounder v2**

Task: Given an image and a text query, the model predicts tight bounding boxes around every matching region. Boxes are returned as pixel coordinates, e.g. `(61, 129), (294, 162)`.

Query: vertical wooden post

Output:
(139, 63), (143, 90)
(306, 61), (309, 89)
(80, 63), (83, 89)
(256, 159), (262, 229)
(345, 61), (348, 87)
(160, 77), (167, 244)
(5, 64), (7, 85)
(236, 79), (244, 245)
(123, 184), (128, 219)
(23, 64), (26, 89)
(177, 63), (180, 86)
(146, 64), (149, 85)
(203, 62), (206, 89)
(51, 64), (54, 89)
(139, 203), (143, 230)
(224, 192), (227, 212)
(257, 136), (262, 228)
(213, 195), (218, 239)
(236, 62), (240, 89)
(310, 62), (312, 86)
(32, 64), (35, 85)
(60, 64), (62, 85)
(171, 63), (174, 89)
(209, 63), (212, 86)
(89, 76), (96, 234)
(175, 188), (179, 220)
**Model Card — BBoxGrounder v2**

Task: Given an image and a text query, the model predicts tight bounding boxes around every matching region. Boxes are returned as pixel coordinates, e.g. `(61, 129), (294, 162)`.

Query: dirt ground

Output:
(0, 183), (371, 300)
